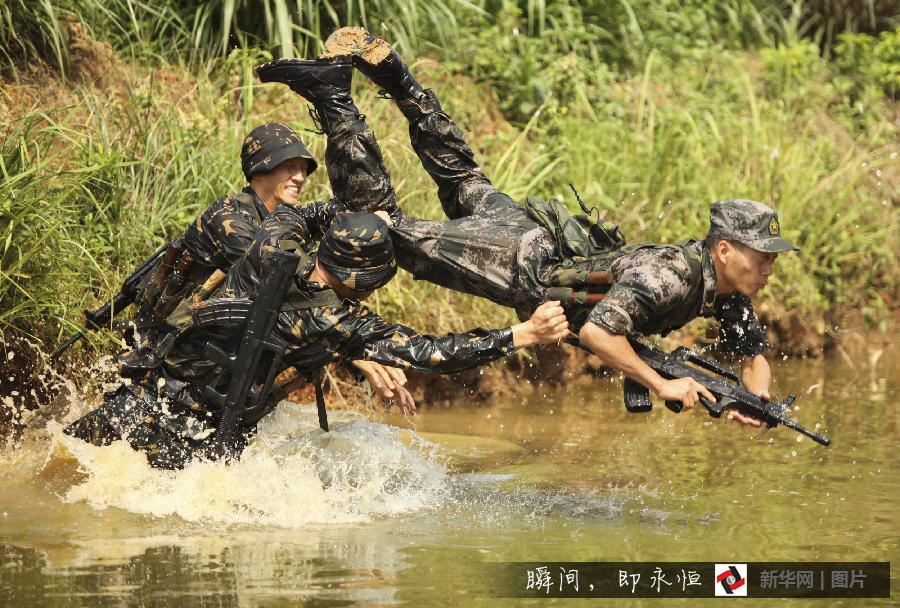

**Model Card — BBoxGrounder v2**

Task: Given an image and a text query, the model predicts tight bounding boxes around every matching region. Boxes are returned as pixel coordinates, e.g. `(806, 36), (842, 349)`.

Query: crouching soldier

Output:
(64, 212), (569, 469)
(132, 123), (319, 343)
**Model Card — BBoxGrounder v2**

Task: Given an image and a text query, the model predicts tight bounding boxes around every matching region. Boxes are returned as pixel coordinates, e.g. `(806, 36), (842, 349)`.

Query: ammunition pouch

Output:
(524, 196), (625, 263)
(119, 265), (227, 380)
(131, 239), (204, 332)
(524, 195), (629, 307)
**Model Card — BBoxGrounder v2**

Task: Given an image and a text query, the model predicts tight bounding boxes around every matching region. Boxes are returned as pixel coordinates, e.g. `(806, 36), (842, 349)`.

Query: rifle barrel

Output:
(630, 340), (831, 446)
(776, 415), (831, 446)
(51, 332), (85, 361)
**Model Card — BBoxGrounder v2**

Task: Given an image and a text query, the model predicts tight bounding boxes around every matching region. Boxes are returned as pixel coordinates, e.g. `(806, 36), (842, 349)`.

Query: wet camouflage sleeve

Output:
(714, 293), (766, 357)
(586, 248), (693, 335)
(182, 195), (260, 269)
(278, 300), (515, 374)
(353, 311), (515, 373)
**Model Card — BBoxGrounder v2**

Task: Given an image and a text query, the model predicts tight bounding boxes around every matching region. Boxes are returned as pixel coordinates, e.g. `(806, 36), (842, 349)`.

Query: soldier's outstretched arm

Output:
(348, 301), (568, 374)
(578, 322), (715, 410)
(726, 354), (770, 427)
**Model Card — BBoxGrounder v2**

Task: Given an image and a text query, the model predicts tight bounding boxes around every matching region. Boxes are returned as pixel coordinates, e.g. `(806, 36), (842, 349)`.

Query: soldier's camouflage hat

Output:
(707, 199), (798, 252)
(317, 212), (397, 292)
(241, 123), (318, 181)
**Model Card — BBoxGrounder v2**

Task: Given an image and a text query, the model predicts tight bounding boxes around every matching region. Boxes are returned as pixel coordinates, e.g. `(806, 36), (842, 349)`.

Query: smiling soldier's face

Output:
(255, 158), (309, 205)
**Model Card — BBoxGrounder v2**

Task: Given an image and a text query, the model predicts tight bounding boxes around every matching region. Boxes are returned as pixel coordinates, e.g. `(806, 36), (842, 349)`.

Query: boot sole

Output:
(322, 27), (391, 67)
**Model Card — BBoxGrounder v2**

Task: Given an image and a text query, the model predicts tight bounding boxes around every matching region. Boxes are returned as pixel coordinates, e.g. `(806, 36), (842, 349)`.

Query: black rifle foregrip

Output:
(624, 378), (653, 413)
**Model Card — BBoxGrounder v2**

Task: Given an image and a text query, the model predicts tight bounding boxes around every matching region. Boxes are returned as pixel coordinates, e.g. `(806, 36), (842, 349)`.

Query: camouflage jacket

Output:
(132, 187), (319, 337)
(581, 240), (765, 357)
(163, 203), (514, 404)
(181, 186), (271, 273)
(232, 204), (513, 371)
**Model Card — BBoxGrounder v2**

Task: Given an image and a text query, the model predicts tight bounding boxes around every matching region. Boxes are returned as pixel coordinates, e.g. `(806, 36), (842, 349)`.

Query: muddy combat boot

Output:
(255, 55), (359, 135)
(323, 27), (426, 102)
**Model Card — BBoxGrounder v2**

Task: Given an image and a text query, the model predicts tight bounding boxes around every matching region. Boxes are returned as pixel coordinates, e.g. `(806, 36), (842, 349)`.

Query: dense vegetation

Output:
(1, 0), (897, 361)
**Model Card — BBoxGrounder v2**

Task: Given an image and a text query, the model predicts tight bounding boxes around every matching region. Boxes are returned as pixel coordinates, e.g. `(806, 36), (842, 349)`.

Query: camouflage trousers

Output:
(64, 383), (246, 469)
(326, 92), (558, 316)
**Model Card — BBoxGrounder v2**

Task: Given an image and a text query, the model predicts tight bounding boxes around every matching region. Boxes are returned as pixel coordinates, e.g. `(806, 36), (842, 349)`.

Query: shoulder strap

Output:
(677, 240), (703, 274)
(676, 240), (716, 315)
(313, 370), (329, 432)
(283, 287), (344, 311)
(275, 238), (344, 310)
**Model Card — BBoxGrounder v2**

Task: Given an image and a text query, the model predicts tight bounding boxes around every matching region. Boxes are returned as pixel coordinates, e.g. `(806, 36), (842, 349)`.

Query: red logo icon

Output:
(715, 564), (748, 596)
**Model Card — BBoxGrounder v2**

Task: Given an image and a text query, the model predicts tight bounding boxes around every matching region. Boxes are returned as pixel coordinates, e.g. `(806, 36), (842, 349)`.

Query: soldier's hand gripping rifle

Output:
(51, 242), (173, 360)
(624, 340), (831, 446)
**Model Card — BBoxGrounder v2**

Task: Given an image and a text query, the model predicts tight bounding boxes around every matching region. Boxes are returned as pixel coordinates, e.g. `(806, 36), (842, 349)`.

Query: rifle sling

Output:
(313, 372), (329, 432)
(283, 289), (344, 311)
(276, 238), (345, 311)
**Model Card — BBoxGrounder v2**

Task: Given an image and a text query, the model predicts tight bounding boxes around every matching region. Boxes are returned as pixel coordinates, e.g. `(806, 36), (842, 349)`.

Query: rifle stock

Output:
(625, 340), (831, 446)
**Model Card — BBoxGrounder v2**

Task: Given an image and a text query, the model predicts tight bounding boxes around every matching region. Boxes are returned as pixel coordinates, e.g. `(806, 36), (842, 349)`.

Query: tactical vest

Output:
(182, 241), (343, 432)
(524, 196), (712, 332)
(524, 195), (626, 261)
(524, 195), (627, 306)
(123, 237), (343, 434)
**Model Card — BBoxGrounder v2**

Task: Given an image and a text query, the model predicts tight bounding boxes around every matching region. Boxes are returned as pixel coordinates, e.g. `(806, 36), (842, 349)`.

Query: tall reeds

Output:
(0, 0), (897, 353)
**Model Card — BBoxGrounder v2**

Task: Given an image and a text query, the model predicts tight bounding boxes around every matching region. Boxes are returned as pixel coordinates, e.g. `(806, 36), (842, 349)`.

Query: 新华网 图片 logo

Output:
(715, 564), (748, 597)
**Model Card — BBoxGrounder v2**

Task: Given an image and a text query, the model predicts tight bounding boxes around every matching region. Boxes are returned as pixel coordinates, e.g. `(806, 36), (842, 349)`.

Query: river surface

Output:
(0, 348), (896, 607)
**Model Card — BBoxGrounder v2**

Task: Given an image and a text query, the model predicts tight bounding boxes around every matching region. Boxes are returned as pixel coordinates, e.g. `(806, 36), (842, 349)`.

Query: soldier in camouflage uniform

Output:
(256, 29), (801, 425)
(65, 211), (568, 468)
(67, 59), (567, 468)
(131, 123), (317, 340)
(128, 122), (410, 402)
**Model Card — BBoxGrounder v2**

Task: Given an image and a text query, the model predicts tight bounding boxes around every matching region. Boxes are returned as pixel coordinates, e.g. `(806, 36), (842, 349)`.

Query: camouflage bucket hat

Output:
(707, 199), (798, 252)
(317, 212), (397, 292)
(241, 123), (318, 181)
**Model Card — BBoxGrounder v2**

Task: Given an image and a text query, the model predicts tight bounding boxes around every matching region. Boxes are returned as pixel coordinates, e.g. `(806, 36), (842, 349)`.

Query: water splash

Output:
(48, 405), (451, 528)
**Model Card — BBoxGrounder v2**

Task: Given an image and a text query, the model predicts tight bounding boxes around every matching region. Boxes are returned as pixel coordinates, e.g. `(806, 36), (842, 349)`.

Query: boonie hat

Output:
(241, 123), (318, 181)
(707, 199), (798, 252)
(317, 213), (397, 292)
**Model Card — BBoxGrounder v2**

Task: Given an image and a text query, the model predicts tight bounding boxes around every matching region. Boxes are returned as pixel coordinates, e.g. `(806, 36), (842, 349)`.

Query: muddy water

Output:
(0, 349), (896, 607)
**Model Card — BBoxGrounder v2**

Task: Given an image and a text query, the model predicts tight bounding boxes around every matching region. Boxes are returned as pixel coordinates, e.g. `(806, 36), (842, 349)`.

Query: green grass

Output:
(3, 1), (897, 77)
(0, 1), (897, 357)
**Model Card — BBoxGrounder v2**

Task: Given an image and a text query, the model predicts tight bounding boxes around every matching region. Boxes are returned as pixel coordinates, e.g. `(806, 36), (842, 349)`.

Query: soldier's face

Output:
(259, 158), (309, 204)
(720, 241), (778, 296)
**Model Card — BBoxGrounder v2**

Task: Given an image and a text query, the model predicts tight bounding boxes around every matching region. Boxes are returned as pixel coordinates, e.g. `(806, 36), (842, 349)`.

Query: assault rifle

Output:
(196, 247), (298, 457)
(51, 242), (171, 360)
(625, 340), (831, 446)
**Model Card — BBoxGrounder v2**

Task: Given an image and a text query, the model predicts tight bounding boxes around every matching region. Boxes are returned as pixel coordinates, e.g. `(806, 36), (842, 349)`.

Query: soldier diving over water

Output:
(64, 130), (569, 469)
(254, 28), (802, 428)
